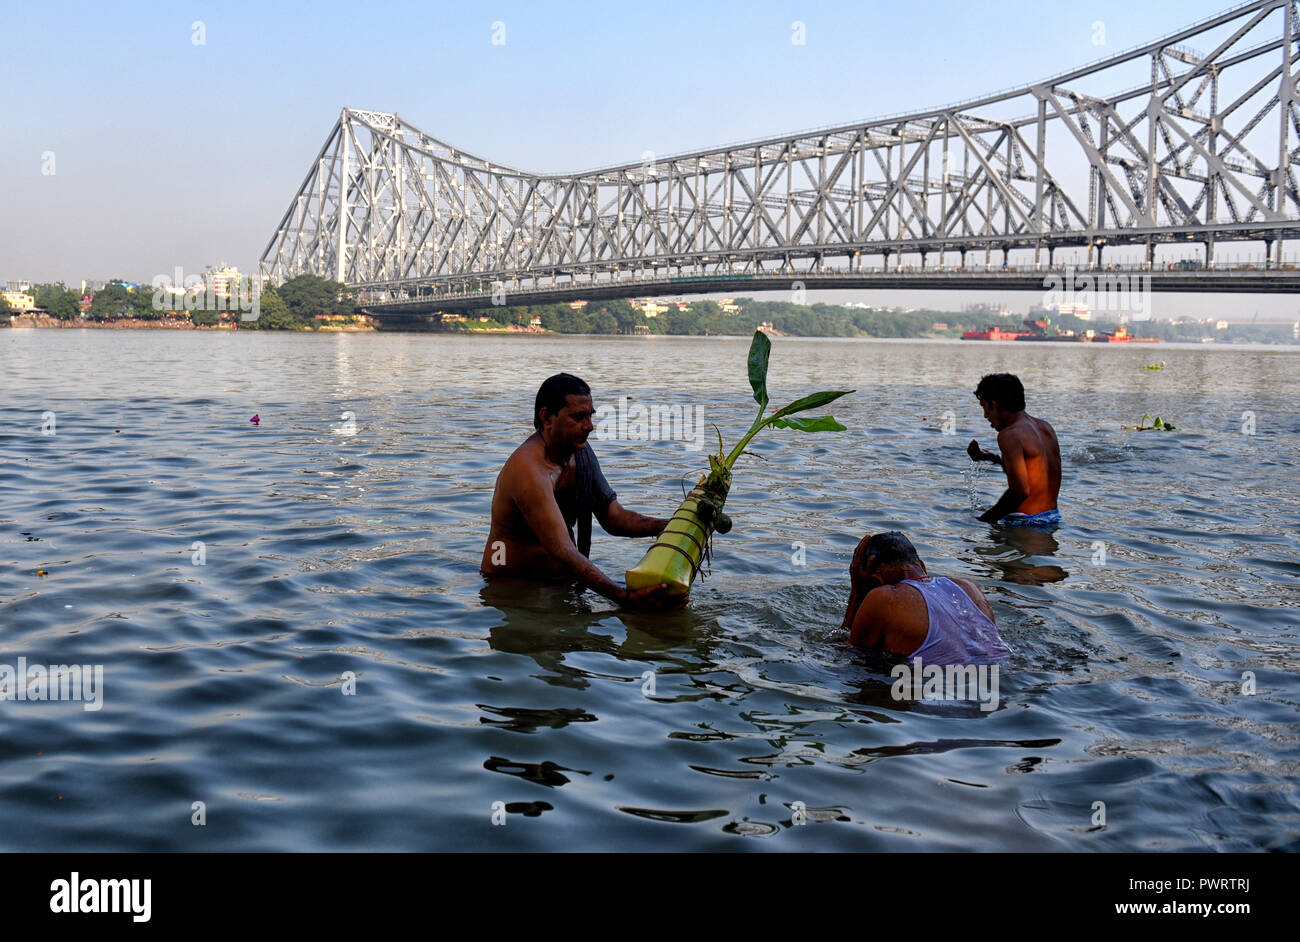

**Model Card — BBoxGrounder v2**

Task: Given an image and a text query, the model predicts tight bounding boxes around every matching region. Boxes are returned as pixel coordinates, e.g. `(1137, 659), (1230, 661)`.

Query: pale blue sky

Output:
(2, 0), (1294, 318)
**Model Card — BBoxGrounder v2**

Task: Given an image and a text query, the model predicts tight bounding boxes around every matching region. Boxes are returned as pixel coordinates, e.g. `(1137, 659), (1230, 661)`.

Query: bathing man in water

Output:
(966, 373), (1062, 527)
(843, 532), (1010, 664)
(481, 372), (680, 609)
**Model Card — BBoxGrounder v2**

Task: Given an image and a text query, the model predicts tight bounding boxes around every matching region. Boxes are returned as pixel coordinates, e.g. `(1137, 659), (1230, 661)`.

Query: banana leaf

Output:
(626, 331), (852, 597)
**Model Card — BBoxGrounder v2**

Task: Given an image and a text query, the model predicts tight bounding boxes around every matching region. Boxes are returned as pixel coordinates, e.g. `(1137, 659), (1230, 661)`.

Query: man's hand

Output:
(844, 535), (886, 631)
(967, 439), (1001, 464)
(848, 536), (885, 594)
(621, 583), (687, 610)
(849, 537), (878, 584)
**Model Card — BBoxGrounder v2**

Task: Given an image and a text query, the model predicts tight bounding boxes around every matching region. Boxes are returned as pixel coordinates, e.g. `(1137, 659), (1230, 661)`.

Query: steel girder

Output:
(258, 0), (1300, 304)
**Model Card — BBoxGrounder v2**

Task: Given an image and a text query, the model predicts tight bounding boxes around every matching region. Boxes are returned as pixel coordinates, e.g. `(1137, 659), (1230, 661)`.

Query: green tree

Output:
(0, 294), (11, 324)
(589, 310), (618, 334)
(596, 299), (643, 333)
(247, 288), (296, 329)
(89, 283), (131, 320)
(130, 283), (164, 319)
(662, 305), (703, 334)
(33, 284), (81, 319)
(537, 306), (562, 331)
(276, 274), (350, 324)
(557, 306), (592, 333)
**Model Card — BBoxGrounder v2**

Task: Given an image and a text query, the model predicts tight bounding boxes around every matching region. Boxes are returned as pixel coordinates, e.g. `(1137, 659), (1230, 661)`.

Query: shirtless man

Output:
(843, 532), (1009, 664)
(481, 372), (680, 609)
(966, 373), (1062, 527)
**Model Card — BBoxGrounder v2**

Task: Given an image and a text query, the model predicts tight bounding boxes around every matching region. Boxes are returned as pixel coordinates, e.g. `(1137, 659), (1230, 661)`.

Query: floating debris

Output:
(1122, 413), (1177, 431)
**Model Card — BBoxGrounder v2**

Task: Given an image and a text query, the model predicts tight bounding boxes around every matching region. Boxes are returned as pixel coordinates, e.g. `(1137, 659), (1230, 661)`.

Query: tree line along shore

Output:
(2, 276), (1291, 343)
(0, 275), (357, 330)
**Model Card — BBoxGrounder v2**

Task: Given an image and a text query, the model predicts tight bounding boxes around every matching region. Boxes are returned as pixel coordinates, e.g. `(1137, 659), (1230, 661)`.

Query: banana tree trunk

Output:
(626, 475), (730, 596)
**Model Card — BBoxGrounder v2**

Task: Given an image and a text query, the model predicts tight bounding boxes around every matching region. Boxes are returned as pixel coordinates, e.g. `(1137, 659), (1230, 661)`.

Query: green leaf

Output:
(771, 389), (855, 418)
(747, 330), (771, 411)
(770, 414), (847, 432)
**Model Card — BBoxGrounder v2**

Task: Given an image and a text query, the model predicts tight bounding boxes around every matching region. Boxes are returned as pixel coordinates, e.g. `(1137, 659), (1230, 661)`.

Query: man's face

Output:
(545, 393), (595, 450)
(979, 397), (1002, 430)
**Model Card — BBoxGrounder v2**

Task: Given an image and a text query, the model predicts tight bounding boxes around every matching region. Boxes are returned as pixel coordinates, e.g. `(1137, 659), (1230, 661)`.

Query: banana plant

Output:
(626, 330), (853, 596)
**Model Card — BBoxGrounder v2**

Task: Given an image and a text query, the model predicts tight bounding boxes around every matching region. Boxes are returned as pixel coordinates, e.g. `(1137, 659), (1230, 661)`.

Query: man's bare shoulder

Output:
(1000, 414), (1052, 448)
(948, 575), (984, 599)
(948, 576), (996, 622)
(852, 583), (915, 646)
(996, 422), (1028, 449)
(496, 436), (551, 493)
(501, 435), (546, 471)
(865, 582), (922, 611)
(1033, 414), (1060, 444)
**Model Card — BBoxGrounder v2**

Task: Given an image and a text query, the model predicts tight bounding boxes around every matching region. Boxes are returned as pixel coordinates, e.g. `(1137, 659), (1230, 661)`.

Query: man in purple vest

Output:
(843, 532), (1010, 664)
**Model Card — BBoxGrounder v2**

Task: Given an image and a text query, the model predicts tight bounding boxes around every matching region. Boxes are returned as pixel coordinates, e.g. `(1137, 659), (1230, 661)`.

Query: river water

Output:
(1, 329), (1297, 851)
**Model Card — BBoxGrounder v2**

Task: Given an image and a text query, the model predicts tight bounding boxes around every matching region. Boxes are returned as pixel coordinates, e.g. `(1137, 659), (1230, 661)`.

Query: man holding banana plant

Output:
(480, 372), (681, 609)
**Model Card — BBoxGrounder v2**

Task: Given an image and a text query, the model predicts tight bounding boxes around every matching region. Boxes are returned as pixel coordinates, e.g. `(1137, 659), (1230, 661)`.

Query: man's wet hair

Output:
(974, 373), (1026, 412)
(534, 373), (591, 430)
(864, 532), (923, 569)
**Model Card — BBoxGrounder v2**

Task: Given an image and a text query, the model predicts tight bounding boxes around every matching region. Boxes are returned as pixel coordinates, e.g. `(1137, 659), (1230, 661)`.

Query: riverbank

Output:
(8, 313), (222, 330)
(5, 313), (378, 332)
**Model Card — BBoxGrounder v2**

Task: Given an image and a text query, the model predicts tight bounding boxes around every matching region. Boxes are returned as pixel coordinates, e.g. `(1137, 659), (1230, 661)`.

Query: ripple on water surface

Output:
(0, 332), (1298, 850)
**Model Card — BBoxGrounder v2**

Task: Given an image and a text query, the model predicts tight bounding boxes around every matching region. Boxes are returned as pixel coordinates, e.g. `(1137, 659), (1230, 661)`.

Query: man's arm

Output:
(513, 469), (677, 608)
(848, 587), (891, 648)
(597, 500), (668, 537)
(978, 432), (1030, 522)
(842, 584), (863, 632)
(514, 467), (627, 600)
(842, 537), (882, 631)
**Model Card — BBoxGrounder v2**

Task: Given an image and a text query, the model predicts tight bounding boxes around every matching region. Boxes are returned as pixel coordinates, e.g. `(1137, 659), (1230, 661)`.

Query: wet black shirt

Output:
(557, 446), (617, 557)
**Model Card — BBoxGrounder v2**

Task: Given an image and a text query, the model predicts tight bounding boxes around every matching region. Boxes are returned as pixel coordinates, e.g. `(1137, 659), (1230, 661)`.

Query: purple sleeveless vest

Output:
(902, 577), (1010, 665)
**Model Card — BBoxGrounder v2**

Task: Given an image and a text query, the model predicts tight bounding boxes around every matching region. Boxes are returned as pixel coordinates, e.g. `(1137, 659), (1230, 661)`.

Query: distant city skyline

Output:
(3, 0), (1299, 320)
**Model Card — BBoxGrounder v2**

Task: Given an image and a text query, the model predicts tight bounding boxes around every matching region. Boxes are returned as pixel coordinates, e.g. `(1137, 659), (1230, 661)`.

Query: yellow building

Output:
(1, 290), (36, 312)
(630, 298), (670, 318)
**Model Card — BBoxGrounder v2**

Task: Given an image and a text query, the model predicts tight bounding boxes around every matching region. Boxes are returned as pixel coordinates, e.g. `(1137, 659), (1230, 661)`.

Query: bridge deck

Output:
(362, 268), (1300, 317)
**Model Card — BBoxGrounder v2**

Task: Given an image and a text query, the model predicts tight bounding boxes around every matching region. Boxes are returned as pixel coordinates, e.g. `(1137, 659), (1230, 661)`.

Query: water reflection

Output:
(479, 578), (719, 690)
(976, 524), (1070, 585)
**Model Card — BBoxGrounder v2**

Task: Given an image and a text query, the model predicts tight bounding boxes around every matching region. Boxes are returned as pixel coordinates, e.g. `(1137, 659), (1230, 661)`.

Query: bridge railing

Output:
(357, 260), (1300, 307)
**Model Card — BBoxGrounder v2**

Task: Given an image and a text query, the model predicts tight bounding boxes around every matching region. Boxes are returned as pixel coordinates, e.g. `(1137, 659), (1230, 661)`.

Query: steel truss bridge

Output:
(260, 0), (1300, 314)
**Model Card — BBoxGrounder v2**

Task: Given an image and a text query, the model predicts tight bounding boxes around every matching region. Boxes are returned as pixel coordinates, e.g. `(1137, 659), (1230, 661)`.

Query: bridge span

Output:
(260, 0), (1300, 314)
(363, 265), (1300, 317)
